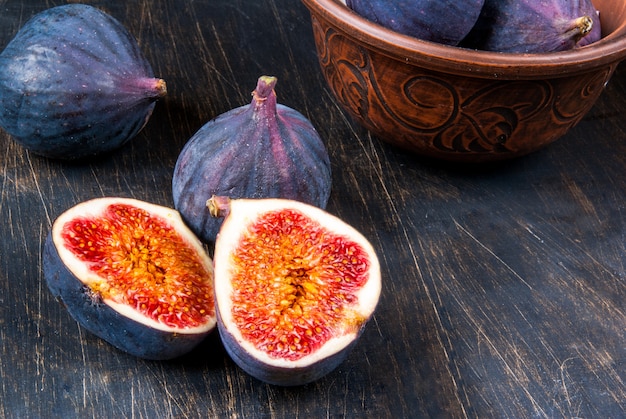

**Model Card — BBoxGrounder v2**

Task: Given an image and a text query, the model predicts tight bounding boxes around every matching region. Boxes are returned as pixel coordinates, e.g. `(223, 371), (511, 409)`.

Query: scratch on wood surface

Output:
(160, 369), (180, 417)
(77, 325), (88, 410)
(357, 176), (468, 416)
(573, 345), (626, 408)
(35, 223), (45, 389)
(565, 178), (601, 225)
(130, 385), (135, 419)
(90, 166), (106, 198)
(223, 365), (238, 415)
(536, 217), (626, 303)
(268, 0), (309, 112)
(453, 218), (533, 290)
(558, 357), (582, 417)
(332, 104), (395, 214)
(470, 315), (548, 417)
(200, 21), (241, 105)
(524, 226), (544, 243)
(26, 152), (51, 226)
(0, 147), (8, 211)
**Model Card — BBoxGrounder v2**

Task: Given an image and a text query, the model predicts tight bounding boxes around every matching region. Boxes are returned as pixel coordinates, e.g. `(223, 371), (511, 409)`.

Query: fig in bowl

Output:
(301, 0), (626, 162)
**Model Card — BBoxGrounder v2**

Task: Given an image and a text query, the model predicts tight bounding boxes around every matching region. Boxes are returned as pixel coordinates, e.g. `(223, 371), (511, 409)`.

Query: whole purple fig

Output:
(172, 76), (332, 244)
(344, 0), (486, 46)
(460, 0), (602, 52)
(0, 4), (166, 160)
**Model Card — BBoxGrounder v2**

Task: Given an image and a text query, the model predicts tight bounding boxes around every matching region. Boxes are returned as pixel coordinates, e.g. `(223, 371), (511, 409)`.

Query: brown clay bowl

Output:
(301, 0), (626, 162)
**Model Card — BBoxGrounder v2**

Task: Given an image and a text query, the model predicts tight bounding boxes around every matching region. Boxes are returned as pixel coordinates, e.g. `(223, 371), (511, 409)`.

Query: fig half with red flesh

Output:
(208, 196), (381, 386)
(43, 197), (216, 360)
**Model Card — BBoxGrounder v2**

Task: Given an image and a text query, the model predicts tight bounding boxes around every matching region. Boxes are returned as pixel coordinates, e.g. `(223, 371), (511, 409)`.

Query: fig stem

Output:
(569, 16), (594, 43)
(155, 79), (168, 98)
(133, 77), (167, 98)
(207, 195), (232, 219)
(252, 76), (278, 102)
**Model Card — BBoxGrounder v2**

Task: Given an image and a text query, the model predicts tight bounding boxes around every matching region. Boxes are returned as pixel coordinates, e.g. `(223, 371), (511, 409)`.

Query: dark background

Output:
(0, 0), (624, 417)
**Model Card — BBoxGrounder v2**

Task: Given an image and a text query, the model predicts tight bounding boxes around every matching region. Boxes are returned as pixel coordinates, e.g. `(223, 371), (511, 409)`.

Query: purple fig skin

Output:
(460, 0), (602, 53)
(345, 0), (486, 46)
(172, 76), (332, 244)
(43, 233), (211, 360)
(216, 309), (359, 386)
(0, 4), (166, 160)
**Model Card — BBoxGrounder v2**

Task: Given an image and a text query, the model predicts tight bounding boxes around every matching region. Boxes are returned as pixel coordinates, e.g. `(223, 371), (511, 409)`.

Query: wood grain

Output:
(1, 0), (624, 417)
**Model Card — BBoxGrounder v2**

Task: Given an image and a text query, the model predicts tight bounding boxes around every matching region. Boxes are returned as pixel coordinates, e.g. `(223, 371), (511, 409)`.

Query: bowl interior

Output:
(595, 0), (626, 36)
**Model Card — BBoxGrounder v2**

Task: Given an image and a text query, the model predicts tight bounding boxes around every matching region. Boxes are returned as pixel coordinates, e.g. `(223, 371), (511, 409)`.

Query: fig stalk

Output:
(138, 78), (168, 98)
(568, 16), (594, 43)
(207, 195), (232, 219)
(253, 75), (277, 104)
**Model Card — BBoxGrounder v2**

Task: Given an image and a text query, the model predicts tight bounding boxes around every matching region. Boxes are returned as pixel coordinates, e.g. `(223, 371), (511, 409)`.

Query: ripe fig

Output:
(172, 76), (331, 244)
(0, 4), (166, 160)
(43, 198), (216, 360)
(460, 0), (602, 52)
(343, 0), (486, 46)
(208, 196), (381, 386)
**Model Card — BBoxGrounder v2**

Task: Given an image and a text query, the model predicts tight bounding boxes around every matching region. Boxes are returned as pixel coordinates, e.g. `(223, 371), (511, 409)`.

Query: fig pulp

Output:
(172, 76), (331, 244)
(0, 4), (166, 160)
(43, 198), (216, 360)
(344, 0), (486, 46)
(460, 0), (602, 52)
(208, 196), (381, 386)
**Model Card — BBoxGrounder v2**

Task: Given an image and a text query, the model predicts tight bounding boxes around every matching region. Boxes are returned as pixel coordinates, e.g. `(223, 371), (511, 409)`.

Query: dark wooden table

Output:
(1, 1), (624, 417)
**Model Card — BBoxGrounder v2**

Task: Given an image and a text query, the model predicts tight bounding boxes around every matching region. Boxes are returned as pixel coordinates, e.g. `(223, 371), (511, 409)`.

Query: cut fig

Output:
(208, 196), (381, 386)
(43, 198), (216, 360)
(172, 75), (331, 244)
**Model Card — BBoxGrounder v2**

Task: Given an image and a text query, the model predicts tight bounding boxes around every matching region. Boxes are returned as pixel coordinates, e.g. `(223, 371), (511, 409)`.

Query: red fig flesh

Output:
(43, 198), (216, 360)
(208, 196), (381, 386)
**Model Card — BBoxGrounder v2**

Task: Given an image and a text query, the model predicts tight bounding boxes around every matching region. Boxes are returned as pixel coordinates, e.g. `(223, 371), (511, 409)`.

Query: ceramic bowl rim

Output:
(302, 0), (626, 78)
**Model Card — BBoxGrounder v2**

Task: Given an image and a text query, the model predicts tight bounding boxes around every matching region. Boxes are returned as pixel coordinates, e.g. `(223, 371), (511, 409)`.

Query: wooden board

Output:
(0, 1), (624, 417)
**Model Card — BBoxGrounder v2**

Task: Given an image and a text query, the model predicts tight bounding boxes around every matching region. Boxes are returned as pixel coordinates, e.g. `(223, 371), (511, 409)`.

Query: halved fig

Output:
(208, 196), (381, 386)
(43, 197), (216, 360)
